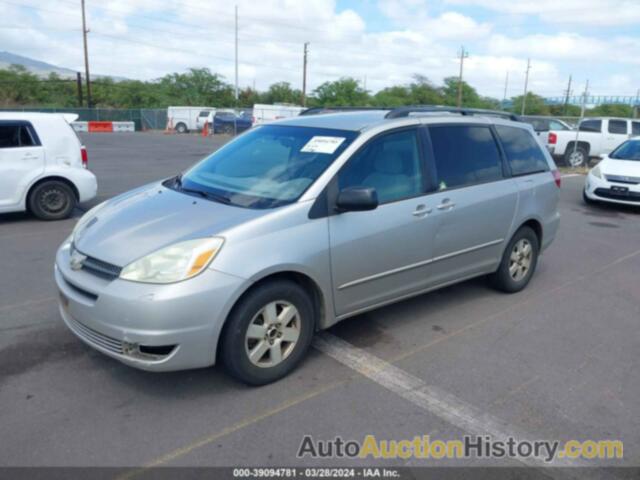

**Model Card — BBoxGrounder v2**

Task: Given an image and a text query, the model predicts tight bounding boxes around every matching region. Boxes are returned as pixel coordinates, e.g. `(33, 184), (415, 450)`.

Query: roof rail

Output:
(299, 106), (391, 116)
(385, 106), (520, 121)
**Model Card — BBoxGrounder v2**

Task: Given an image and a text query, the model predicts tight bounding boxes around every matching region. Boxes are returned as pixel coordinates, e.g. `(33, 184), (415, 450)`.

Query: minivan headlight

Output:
(120, 237), (224, 284)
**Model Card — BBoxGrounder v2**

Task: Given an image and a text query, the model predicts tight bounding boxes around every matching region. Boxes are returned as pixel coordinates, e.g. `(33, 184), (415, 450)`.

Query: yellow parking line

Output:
(116, 379), (348, 480)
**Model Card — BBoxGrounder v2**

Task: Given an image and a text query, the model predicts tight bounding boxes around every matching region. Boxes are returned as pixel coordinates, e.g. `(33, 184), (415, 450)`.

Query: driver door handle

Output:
(412, 204), (432, 217)
(437, 199), (456, 211)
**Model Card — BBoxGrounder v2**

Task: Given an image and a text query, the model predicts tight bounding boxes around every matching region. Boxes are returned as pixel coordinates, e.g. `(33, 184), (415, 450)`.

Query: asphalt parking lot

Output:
(1, 132), (639, 473)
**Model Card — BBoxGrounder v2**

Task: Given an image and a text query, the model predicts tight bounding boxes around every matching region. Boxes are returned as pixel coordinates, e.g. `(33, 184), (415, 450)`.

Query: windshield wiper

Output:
(170, 173), (231, 205)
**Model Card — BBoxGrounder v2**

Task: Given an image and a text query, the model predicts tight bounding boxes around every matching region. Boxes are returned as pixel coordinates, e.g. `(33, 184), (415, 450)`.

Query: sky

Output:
(1, 0), (639, 100)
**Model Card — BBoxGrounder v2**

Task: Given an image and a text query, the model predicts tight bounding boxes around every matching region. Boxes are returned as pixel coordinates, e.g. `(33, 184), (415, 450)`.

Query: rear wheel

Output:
(564, 145), (589, 167)
(490, 226), (539, 293)
(221, 280), (315, 385)
(28, 180), (76, 221)
(175, 122), (188, 134)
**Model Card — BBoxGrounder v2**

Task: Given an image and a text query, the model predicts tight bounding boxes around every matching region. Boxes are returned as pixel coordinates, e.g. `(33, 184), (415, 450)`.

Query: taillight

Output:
(548, 132), (557, 144)
(81, 146), (88, 168)
(552, 169), (561, 188)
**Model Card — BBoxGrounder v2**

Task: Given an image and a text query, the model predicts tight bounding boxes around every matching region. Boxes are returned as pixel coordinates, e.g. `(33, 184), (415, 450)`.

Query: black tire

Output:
(490, 226), (540, 293)
(564, 145), (589, 167)
(28, 180), (77, 221)
(221, 280), (315, 385)
(175, 122), (188, 134)
(222, 124), (234, 135)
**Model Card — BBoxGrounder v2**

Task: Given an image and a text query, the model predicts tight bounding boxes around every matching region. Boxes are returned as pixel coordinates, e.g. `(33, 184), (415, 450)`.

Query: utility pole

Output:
(502, 71), (509, 110)
(234, 5), (239, 101)
(521, 58), (531, 115)
(634, 88), (639, 118)
(563, 75), (572, 115)
(571, 79), (589, 163)
(456, 46), (468, 108)
(76, 72), (83, 107)
(80, 0), (92, 108)
(301, 42), (309, 107)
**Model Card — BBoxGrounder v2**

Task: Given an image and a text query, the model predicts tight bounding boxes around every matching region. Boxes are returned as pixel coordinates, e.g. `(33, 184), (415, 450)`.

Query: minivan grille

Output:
(82, 256), (122, 280)
(67, 315), (124, 355)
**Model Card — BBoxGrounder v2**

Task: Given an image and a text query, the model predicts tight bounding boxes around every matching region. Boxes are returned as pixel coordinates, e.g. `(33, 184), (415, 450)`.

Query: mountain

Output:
(0, 51), (127, 80)
(0, 51), (78, 78)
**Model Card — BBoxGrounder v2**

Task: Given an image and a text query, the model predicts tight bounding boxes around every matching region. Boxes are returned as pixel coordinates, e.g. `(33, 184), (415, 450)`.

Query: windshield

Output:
(610, 140), (640, 161)
(179, 125), (358, 209)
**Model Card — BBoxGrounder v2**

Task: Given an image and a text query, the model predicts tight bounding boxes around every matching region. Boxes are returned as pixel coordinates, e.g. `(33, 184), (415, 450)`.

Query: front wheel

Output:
(28, 180), (77, 220)
(221, 280), (315, 385)
(490, 226), (539, 293)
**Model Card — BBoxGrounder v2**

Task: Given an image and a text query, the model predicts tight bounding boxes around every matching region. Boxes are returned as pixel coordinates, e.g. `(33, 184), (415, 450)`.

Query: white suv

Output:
(0, 113), (97, 220)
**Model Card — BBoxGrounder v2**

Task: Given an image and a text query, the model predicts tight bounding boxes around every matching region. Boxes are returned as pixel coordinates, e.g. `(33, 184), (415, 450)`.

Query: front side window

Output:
(338, 129), (423, 204)
(495, 125), (549, 176)
(608, 120), (628, 135)
(0, 124), (34, 148)
(429, 125), (503, 190)
(579, 120), (602, 133)
(181, 125), (358, 209)
(550, 120), (569, 131)
(610, 140), (640, 161)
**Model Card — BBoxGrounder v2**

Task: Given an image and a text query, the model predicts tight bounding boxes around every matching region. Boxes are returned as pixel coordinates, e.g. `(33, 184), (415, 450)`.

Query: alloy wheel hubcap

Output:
(245, 300), (301, 368)
(509, 239), (532, 282)
(569, 151), (584, 166)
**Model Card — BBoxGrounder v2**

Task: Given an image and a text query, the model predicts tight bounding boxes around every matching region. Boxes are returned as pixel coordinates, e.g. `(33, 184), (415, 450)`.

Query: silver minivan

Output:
(55, 107), (561, 385)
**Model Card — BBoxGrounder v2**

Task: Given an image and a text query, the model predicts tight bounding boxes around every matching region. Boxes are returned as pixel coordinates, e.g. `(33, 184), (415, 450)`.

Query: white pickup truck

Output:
(548, 117), (640, 166)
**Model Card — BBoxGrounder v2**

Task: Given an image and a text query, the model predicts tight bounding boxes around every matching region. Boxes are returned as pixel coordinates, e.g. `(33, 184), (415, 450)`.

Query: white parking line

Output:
(561, 173), (584, 178)
(313, 332), (611, 478)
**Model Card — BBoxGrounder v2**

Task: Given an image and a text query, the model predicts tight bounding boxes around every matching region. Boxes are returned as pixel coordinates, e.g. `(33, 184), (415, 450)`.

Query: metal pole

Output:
(456, 46), (468, 108)
(81, 0), (92, 108)
(563, 74), (572, 116)
(521, 58), (531, 115)
(572, 79), (589, 163)
(76, 72), (83, 107)
(301, 42), (309, 107)
(502, 71), (509, 110)
(234, 5), (239, 101)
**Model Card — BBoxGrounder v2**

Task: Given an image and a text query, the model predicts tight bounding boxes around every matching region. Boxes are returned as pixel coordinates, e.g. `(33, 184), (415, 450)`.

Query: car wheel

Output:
(175, 123), (188, 134)
(564, 146), (588, 167)
(221, 280), (315, 385)
(28, 180), (77, 221)
(490, 226), (539, 293)
(223, 125), (234, 135)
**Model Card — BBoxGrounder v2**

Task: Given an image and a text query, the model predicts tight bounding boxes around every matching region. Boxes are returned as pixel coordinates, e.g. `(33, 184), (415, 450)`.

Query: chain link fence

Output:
(0, 107), (168, 131)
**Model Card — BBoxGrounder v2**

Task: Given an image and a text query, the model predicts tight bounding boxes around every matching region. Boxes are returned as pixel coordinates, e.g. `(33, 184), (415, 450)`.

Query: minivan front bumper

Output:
(54, 241), (246, 371)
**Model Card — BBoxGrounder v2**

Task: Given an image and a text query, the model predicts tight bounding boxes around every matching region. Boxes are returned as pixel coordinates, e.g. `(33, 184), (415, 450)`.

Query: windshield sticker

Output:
(301, 136), (346, 154)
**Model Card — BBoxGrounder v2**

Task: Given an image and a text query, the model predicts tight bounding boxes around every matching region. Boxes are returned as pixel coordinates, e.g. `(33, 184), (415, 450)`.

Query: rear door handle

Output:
(437, 201), (455, 211)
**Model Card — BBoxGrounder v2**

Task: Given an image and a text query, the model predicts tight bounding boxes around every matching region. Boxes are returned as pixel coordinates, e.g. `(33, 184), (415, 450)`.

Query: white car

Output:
(584, 138), (640, 206)
(0, 112), (97, 220)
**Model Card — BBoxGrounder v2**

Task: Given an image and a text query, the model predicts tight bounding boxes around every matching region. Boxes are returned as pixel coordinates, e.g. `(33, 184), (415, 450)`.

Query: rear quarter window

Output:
(495, 126), (549, 176)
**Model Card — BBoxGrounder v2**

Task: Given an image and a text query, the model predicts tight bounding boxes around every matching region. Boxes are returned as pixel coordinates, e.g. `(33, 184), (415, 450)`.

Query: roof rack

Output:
(299, 106), (391, 116)
(385, 106), (520, 121)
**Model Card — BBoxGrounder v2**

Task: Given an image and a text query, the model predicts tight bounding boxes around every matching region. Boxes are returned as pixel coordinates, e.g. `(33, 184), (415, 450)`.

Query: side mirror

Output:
(335, 187), (378, 212)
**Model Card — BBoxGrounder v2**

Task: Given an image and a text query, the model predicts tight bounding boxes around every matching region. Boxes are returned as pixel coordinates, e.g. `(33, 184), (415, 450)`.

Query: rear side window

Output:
(579, 120), (602, 133)
(0, 124), (36, 148)
(429, 125), (502, 190)
(608, 120), (628, 134)
(633, 122), (640, 136)
(495, 126), (549, 176)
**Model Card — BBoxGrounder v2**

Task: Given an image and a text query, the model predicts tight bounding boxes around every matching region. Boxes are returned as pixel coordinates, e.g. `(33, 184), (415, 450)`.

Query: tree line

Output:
(0, 64), (635, 118)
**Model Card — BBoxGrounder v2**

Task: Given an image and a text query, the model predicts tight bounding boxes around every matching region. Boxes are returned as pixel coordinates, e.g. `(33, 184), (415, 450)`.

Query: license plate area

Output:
(611, 186), (629, 194)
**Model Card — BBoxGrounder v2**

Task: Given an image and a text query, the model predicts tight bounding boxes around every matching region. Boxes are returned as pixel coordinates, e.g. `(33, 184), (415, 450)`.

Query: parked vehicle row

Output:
(55, 107), (560, 385)
(548, 117), (640, 166)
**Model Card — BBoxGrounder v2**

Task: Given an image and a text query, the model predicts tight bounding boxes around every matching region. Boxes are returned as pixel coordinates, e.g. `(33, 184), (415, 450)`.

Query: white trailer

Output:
(252, 104), (304, 126)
